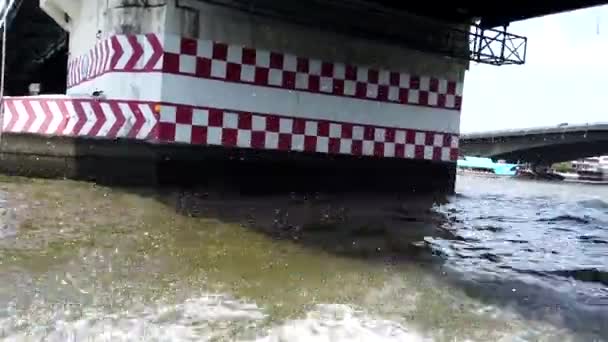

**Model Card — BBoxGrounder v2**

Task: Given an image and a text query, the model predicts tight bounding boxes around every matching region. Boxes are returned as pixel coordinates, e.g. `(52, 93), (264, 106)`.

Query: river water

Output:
(0, 174), (606, 341)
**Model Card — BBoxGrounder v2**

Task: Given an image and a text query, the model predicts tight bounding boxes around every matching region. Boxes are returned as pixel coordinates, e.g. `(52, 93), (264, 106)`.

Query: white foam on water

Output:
(0, 294), (581, 342)
(1, 296), (432, 342)
(0, 295), (266, 341)
(252, 304), (432, 342)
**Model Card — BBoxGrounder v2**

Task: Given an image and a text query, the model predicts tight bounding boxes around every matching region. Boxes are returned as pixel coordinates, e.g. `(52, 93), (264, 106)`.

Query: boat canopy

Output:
(457, 156), (519, 176)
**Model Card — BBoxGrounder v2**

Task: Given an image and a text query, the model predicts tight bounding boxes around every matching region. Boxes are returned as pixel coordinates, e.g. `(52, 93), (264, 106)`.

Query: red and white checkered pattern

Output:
(66, 33), (463, 111)
(1, 96), (458, 162)
(67, 34), (164, 88)
(2, 97), (158, 139)
(163, 37), (463, 110)
(60, 33), (461, 162)
(157, 105), (459, 162)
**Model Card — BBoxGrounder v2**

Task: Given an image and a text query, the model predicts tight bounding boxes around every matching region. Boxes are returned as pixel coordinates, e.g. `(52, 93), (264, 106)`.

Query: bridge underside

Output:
(484, 141), (608, 164)
(233, 0), (608, 28)
(1, 0), (67, 96)
(461, 131), (608, 164)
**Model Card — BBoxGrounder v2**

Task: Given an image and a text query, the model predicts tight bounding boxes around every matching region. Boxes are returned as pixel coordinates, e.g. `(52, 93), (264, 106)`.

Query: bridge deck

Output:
(349, 0), (608, 28)
(463, 123), (608, 140)
(207, 1), (608, 28)
(459, 123), (608, 164)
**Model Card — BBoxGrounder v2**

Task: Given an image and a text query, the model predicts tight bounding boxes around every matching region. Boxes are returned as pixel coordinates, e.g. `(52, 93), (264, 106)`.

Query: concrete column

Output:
(19, 0), (467, 193)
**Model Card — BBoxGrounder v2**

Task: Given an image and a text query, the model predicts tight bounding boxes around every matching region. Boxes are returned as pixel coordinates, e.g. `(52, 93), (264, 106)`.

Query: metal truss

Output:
(469, 24), (527, 66)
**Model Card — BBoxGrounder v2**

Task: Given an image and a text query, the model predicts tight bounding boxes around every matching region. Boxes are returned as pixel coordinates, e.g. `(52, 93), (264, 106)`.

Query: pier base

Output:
(0, 133), (455, 194)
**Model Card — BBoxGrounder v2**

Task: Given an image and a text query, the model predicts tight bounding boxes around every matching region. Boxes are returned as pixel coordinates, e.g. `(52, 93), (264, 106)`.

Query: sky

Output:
(460, 4), (608, 133)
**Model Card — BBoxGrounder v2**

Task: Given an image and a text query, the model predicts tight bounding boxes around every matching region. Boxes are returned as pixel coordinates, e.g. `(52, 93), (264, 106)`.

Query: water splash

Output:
(0, 295), (266, 341)
(252, 304), (430, 342)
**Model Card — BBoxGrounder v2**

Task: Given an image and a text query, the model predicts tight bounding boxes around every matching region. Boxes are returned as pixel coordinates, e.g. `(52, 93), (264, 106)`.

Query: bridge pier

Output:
(1, 0), (465, 194)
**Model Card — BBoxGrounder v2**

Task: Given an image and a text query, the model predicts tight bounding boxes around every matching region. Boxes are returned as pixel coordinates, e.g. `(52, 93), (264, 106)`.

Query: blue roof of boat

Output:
(457, 156), (519, 175)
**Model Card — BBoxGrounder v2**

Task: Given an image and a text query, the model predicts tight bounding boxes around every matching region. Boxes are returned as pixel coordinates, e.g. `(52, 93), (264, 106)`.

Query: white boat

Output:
(571, 156), (608, 182)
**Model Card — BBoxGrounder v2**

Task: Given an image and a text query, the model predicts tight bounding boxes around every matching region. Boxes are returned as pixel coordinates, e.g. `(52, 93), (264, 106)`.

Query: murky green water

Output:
(0, 175), (590, 341)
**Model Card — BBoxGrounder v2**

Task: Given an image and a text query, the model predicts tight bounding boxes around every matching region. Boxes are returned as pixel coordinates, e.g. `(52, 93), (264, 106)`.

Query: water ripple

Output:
(577, 199), (608, 210)
(431, 175), (608, 339)
(537, 215), (592, 224)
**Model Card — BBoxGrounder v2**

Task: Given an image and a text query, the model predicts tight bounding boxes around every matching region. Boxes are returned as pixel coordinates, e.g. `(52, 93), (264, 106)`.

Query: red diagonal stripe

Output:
(21, 101), (37, 132)
(110, 36), (124, 70)
(66, 60), (72, 87)
(71, 100), (87, 135)
(144, 104), (159, 140)
(75, 58), (80, 84)
(85, 50), (92, 80)
(92, 43), (100, 76)
(72, 59), (77, 85)
(54, 100), (69, 135)
(125, 35), (143, 70)
(144, 34), (163, 70)
(4, 100), (19, 132)
(88, 101), (105, 136)
(69, 60), (75, 86)
(107, 101), (125, 138)
(38, 100), (54, 134)
(78, 56), (84, 83)
(103, 38), (111, 72)
(128, 102), (145, 139)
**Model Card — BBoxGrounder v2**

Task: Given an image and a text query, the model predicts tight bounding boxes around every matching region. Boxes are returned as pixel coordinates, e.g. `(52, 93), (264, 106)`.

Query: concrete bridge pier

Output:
(532, 164), (551, 174)
(1, 0), (465, 194)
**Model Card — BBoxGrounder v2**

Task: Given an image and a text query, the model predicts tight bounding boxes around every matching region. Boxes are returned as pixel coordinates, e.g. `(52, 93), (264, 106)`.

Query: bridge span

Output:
(0, 0), (607, 194)
(460, 124), (608, 164)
